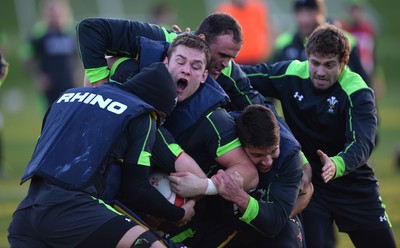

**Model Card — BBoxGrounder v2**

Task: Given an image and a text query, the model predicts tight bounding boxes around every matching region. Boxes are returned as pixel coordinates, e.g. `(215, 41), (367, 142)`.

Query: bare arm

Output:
(215, 146), (258, 191)
(169, 153), (209, 198)
(290, 182), (313, 218)
(169, 147), (258, 197)
(174, 152), (207, 178)
(290, 163), (313, 218)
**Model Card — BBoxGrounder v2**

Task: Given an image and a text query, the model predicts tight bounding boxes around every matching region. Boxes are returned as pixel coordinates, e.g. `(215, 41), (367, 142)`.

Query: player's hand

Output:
(169, 171), (207, 198)
(213, 170), (244, 201)
(172, 24), (191, 33)
(213, 170), (249, 213)
(299, 163), (312, 195)
(177, 199), (195, 226)
(318, 149), (336, 183)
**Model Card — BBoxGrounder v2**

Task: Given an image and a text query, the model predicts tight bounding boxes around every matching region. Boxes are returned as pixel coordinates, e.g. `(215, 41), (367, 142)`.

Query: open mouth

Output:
(313, 77), (328, 85)
(213, 66), (222, 74)
(177, 78), (188, 93)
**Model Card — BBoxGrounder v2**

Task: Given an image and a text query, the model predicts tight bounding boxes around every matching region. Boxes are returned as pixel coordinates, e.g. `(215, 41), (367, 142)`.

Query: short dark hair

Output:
(294, 0), (325, 14)
(305, 23), (350, 64)
(167, 33), (211, 67)
(194, 12), (243, 45)
(236, 104), (280, 148)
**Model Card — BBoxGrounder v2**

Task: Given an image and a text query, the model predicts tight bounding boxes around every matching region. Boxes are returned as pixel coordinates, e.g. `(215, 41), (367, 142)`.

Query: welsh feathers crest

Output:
(327, 96), (338, 113)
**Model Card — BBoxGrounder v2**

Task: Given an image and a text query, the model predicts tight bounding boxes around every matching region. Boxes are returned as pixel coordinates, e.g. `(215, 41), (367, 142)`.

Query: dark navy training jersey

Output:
(242, 60), (378, 194)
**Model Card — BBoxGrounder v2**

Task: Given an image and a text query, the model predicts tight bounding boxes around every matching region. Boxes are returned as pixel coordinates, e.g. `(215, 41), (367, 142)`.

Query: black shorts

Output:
(303, 185), (392, 233)
(222, 215), (304, 248)
(8, 180), (137, 247)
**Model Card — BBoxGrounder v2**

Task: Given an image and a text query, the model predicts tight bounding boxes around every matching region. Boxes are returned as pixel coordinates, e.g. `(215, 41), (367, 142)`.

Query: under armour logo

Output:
(125, 218), (132, 222)
(294, 92), (304, 101)
(379, 215), (387, 222)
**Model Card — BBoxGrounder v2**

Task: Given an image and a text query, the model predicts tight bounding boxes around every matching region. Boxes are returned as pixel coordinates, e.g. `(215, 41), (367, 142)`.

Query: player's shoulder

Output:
(207, 107), (234, 121)
(338, 66), (371, 97)
(200, 108), (236, 132)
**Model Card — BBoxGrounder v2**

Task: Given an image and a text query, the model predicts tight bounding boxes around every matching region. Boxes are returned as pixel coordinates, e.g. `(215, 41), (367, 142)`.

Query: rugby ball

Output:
(149, 170), (185, 207)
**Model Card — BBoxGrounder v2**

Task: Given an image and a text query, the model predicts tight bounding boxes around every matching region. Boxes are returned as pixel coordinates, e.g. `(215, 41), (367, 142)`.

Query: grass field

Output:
(0, 0), (399, 247)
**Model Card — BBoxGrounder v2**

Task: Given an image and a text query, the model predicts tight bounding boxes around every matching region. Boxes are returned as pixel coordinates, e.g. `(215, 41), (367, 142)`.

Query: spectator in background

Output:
(20, 0), (81, 111)
(216, 0), (272, 65)
(148, 2), (177, 29)
(341, 0), (385, 99)
(270, 0), (370, 87)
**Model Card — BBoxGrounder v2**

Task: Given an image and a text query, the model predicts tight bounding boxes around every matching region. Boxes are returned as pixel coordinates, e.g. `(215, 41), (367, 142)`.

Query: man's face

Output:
(163, 45), (208, 102)
(295, 8), (322, 38)
(308, 53), (345, 91)
(244, 144), (280, 173)
(206, 34), (242, 79)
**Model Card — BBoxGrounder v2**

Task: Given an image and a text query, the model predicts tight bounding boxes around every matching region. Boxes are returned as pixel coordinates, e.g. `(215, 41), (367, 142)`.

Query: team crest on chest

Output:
(327, 96), (338, 113)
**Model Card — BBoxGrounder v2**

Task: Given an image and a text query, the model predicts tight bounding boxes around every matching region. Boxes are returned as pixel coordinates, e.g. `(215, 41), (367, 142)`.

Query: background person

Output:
(340, 0), (386, 99)
(215, 0), (272, 64)
(19, 0), (81, 110)
(270, 0), (370, 87)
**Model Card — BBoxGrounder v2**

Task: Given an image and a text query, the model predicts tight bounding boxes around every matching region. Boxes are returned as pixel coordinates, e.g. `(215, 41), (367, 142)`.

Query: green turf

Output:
(0, 0), (399, 247)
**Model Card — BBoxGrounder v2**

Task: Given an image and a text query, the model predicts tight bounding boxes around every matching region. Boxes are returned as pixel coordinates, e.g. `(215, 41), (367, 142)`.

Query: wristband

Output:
(205, 178), (218, 195)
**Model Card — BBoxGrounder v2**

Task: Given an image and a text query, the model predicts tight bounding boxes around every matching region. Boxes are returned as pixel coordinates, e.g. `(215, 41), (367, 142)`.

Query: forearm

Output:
(121, 176), (184, 222)
(77, 18), (163, 83)
(241, 198), (288, 237)
(333, 91), (377, 177)
(175, 152), (207, 179)
(289, 183), (313, 218)
(232, 189), (251, 213)
(83, 74), (108, 87)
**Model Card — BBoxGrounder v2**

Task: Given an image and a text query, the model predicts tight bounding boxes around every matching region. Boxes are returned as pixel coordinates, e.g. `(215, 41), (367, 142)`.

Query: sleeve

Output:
(240, 152), (302, 237)
(199, 108), (242, 159)
(119, 114), (184, 222)
(332, 89), (377, 177)
(76, 17), (170, 83)
(218, 61), (265, 111)
(240, 61), (289, 99)
(151, 126), (184, 174)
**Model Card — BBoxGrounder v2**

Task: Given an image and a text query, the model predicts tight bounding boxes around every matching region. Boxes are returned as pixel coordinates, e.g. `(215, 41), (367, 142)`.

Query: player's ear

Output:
(163, 56), (169, 65)
(201, 69), (208, 84)
(198, 34), (206, 41)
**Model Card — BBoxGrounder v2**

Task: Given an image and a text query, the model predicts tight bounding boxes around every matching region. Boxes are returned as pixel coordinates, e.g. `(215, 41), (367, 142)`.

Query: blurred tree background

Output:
(0, 0), (399, 247)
